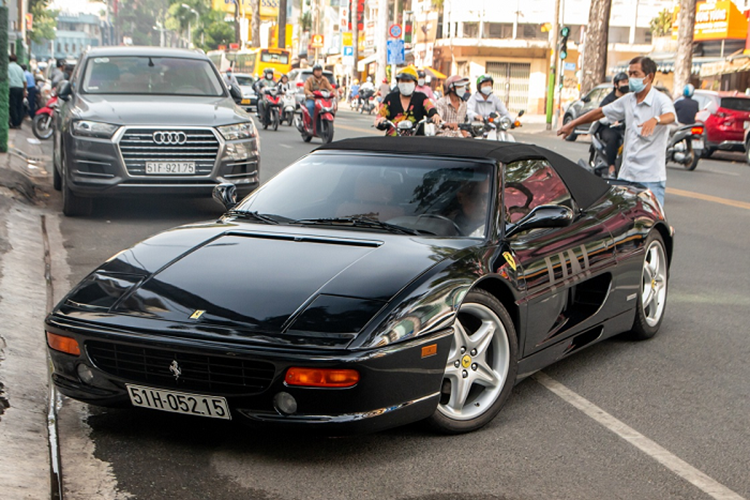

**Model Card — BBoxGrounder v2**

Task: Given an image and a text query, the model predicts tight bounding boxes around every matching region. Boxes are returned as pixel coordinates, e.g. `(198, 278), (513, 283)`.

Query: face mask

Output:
(481, 86), (493, 96)
(618, 85), (630, 94)
(399, 82), (415, 96)
(629, 77), (647, 93)
(418, 79), (425, 86)
(456, 87), (467, 98)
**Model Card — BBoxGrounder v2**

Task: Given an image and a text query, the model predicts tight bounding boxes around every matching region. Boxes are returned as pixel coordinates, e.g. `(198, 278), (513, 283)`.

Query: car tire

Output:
(627, 232), (669, 341)
(563, 115), (577, 142)
(61, 161), (92, 217)
(745, 142), (750, 164)
(53, 164), (61, 191)
(426, 289), (518, 434)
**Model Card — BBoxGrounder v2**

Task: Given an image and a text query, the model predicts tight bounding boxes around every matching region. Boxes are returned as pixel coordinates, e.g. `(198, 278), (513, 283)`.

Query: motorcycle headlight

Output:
(217, 122), (256, 140)
(72, 120), (119, 139)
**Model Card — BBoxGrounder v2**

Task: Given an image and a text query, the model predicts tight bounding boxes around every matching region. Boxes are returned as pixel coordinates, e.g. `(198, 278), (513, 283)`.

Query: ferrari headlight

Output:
(217, 122), (255, 140)
(72, 120), (119, 139)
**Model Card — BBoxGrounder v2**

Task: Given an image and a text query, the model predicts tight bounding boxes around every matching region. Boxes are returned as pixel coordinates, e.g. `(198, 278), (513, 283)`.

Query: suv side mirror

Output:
(505, 205), (574, 238)
(229, 84), (243, 104)
(57, 81), (72, 101)
(212, 183), (238, 211)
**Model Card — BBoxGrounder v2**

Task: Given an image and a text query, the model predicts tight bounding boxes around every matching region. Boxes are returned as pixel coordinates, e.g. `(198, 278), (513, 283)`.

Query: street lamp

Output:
(181, 4), (200, 49)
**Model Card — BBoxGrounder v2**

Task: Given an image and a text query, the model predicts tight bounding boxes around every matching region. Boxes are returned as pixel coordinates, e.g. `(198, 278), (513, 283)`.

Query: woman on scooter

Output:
(277, 74), (292, 95)
(435, 74), (471, 138)
(374, 67), (441, 136)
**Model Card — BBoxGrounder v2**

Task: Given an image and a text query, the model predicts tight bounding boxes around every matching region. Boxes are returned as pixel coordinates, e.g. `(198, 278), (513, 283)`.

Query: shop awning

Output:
(611, 57), (721, 75)
(699, 54), (750, 77)
(422, 66), (447, 79)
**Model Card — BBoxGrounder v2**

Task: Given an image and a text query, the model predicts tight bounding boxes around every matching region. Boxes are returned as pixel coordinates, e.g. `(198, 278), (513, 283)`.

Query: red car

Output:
(694, 90), (750, 158)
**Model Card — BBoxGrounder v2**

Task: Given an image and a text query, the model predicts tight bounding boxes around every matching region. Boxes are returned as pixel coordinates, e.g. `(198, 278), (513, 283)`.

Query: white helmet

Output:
(366, 76), (372, 82)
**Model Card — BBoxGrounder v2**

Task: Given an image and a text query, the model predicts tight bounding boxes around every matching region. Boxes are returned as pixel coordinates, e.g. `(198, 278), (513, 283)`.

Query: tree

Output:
(649, 8), (673, 37)
(581, 0), (612, 94)
(250, 0), (260, 47)
(118, 0), (170, 46)
(673, 0), (696, 99)
(28, 0), (57, 44)
(195, 10), (234, 50)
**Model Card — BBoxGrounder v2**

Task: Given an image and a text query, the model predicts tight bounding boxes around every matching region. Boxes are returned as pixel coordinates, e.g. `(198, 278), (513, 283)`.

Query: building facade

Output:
(31, 13), (102, 62)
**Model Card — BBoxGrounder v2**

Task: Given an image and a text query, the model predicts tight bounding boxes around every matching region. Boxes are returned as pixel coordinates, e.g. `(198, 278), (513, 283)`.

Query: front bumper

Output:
(46, 320), (454, 434)
(64, 126), (260, 198)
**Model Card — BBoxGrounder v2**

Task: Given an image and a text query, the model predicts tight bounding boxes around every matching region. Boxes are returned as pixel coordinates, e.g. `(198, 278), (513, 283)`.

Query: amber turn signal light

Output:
(46, 332), (81, 356)
(285, 367), (360, 387)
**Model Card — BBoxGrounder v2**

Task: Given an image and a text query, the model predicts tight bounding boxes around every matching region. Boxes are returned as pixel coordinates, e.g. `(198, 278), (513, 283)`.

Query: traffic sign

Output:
(564, 62), (576, 71)
(389, 24), (402, 39)
(387, 39), (405, 65)
(343, 32), (352, 46)
(311, 34), (324, 48)
(343, 46), (353, 56)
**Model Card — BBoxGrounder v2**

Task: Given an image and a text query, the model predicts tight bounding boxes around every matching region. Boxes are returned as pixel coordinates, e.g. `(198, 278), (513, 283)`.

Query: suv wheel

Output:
(61, 159), (93, 217)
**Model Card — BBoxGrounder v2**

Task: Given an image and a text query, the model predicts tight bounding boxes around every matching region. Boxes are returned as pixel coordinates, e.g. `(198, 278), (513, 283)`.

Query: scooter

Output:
(577, 120), (624, 178)
(666, 123), (704, 171)
(281, 92), (296, 126)
(359, 89), (376, 115)
(260, 87), (281, 131)
(32, 90), (58, 140)
(375, 116), (435, 137)
(296, 90), (336, 144)
(461, 110), (525, 141)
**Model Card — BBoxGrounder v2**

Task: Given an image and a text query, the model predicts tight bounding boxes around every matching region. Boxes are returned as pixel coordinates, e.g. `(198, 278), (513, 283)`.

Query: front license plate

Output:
(145, 162), (195, 175)
(241, 98), (251, 105)
(691, 139), (704, 149)
(126, 384), (231, 420)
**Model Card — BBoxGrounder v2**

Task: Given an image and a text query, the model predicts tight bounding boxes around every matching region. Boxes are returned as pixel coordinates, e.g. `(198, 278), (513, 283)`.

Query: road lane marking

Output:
(533, 372), (746, 500)
(336, 123), (379, 135)
(667, 188), (750, 210)
(279, 143), (293, 149)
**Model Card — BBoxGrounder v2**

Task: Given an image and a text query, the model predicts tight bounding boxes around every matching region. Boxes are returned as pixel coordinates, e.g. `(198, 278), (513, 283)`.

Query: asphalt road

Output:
(44, 110), (750, 500)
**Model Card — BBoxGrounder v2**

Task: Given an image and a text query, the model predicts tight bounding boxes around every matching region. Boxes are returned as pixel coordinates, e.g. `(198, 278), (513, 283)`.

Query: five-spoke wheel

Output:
(629, 232), (669, 340)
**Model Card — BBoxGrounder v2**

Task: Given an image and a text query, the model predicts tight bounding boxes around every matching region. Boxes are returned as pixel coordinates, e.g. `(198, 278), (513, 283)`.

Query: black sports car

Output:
(46, 138), (673, 434)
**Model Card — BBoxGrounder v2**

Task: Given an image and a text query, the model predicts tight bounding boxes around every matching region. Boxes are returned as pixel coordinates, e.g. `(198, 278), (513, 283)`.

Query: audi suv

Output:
(52, 46), (260, 216)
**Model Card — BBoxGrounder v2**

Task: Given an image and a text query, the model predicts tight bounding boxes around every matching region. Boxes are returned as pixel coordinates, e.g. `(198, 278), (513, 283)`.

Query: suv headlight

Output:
(72, 120), (119, 139)
(217, 122), (255, 140)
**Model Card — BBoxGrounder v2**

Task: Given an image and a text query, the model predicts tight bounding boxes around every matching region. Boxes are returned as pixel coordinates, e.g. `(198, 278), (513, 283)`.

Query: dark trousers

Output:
(9, 87), (24, 127)
(27, 87), (37, 118)
(600, 126), (623, 167)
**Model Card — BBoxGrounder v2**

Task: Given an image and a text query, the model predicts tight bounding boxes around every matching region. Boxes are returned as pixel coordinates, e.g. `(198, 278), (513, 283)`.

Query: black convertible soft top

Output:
(316, 137), (610, 210)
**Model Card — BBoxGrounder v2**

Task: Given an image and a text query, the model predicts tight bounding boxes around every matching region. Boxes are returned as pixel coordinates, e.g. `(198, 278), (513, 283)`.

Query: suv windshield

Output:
(234, 154), (493, 238)
(720, 97), (750, 112)
(82, 56), (225, 96)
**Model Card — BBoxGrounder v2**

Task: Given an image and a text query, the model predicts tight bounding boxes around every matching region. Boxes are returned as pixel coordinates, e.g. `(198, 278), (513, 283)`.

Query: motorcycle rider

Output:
(375, 67), (442, 136)
(360, 76), (375, 94)
(303, 63), (333, 124)
(436, 74), (470, 138)
(277, 73), (292, 94)
(598, 72), (630, 176)
(467, 75), (510, 122)
(416, 70), (436, 101)
(255, 69), (276, 121)
(674, 84), (699, 125)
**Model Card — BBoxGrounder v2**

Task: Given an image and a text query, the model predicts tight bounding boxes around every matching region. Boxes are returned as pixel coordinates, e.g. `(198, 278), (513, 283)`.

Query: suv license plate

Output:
(145, 162), (196, 174)
(126, 384), (231, 420)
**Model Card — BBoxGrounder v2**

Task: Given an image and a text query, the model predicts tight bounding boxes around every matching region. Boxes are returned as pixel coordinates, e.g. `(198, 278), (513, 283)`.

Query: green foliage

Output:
(118, 0), (170, 45)
(194, 9), (235, 51)
(650, 8), (673, 37)
(28, 0), (58, 43)
(300, 11), (312, 32)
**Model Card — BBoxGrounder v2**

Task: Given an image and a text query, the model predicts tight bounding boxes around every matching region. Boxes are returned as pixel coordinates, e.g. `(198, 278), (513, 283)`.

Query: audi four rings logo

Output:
(152, 131), (187, 145)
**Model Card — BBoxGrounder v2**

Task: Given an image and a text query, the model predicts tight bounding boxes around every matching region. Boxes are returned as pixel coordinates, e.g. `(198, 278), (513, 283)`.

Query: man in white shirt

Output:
(558, 56), (675, 206)
(467, 74), (509, 122)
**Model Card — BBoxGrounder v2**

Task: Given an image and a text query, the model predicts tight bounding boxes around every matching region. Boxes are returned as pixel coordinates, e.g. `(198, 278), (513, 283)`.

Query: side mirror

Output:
(229, 84), (243, 104)
(57, 81), (72, 101)
(581, 96), (591, 103)
(517, 109), (525, 117)
(505, 205), (574, 238)
(212, 183), (238, 211)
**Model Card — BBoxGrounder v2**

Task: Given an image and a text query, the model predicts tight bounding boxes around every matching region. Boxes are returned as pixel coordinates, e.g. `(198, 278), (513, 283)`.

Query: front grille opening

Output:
(86, 341), (275, 395)
(118, 129), (220, 176)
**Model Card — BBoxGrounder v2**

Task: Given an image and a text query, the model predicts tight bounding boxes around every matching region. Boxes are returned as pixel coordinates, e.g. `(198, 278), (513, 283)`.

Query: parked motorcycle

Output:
(260, 87), (282, 131)
(32, 90), (58, 140)
(577, 120), (624, 178)
(359, 89), (376, 115)
(666, 123), (704, 171)
(295, 90), (336, 144)
(375, 116), (436, 137)
(461, 110), (524, 141)
(281, 92), (296, 126)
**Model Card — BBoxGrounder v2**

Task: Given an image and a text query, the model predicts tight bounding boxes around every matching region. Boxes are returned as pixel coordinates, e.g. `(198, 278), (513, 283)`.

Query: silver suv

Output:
(53, 46), (260, 216)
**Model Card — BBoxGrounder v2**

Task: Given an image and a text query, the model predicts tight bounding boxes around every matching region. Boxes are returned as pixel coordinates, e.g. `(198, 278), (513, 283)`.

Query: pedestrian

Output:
(223, 66), (238, 88)
(50, 59), (66, 88)
(23, 64), (37, 119)
(598, 71), (630, 176)
(558, 56), (676, 206)
(8, 55), (26, 129)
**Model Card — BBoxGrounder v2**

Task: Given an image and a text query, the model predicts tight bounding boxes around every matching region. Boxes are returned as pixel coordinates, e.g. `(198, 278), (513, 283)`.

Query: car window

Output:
(235, 75), (254, 86)
(235, 154), (494, 238)
(503, 159), (573, 225)
(82, 56), (225, 96)
(720, 97), (750, 112)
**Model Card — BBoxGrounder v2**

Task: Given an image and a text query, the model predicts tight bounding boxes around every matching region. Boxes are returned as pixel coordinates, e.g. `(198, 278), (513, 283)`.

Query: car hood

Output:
(75, 94), (250, 126)
(53, 223), (477, 348)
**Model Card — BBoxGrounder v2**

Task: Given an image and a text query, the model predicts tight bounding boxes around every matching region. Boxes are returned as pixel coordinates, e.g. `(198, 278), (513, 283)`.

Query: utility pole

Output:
(278, 0), (287, 48)
(580, 0), (611, 94)
(352, 0), (360, 82)
(235, 0), (241, 45)
(377, 0), (388, 83)
(674, 0), (696, 99)
(0, 6), (8, 153)
(250, 0), (260, 48)
(546, 0), (560, 130)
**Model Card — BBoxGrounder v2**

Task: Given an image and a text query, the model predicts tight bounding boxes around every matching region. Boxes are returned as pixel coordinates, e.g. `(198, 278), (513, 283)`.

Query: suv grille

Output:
(87, 341), (275, 395)
(118, 128), (219, 176)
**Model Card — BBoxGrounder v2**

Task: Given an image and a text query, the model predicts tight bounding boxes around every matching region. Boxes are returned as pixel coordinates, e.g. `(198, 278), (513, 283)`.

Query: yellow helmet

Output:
(396, 67), (418, 82)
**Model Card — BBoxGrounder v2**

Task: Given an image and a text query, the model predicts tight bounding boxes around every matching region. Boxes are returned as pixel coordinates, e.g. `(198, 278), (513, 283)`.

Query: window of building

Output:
(503, 159), (573, 225)
(462, 22), (479, 38)
(486, 23), (513, 39)
(521, 24), (547, 41)
(72, 44), (76, 53)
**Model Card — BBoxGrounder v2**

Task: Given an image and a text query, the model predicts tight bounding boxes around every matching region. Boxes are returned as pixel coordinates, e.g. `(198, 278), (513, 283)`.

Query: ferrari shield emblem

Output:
(502, 252), (517, 271)
(189, 310), (206, 320)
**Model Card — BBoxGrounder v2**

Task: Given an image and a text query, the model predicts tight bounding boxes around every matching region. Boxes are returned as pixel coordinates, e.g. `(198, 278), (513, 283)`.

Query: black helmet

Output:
(264, 68), (274, 76)
(312, 63), (323, 71)
(613, 72), (628, 85)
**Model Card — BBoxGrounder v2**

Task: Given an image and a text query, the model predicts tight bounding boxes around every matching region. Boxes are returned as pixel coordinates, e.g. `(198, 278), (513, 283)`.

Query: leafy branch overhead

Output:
(28, 0), (58, 44)
(650, 8), (673, 37)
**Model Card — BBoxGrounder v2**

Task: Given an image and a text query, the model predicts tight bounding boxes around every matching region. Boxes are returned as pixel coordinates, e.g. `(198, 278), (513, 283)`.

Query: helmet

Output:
(366, 76), (372, 82)
(613, 72), (628, 84)
(417, 70), (426, 78)
(264, 68), (274, 77)
(476, 74), (494, 88)
(444, 74), (469, 93)
(312, 63), (323, 71)
(683, 83), (695, 98)
(396, 67), (418, 82)
(226, 67), (232, 72)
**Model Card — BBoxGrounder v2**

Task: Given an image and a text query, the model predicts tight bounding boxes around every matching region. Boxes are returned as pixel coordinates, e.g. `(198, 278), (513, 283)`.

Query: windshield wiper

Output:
(292, 216), (421, 235)
(228, 210), (292, 225)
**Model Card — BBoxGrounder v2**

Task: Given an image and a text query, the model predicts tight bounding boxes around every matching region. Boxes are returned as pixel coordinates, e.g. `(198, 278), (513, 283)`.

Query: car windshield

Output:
(720, 97), (750, 112)
(235, 75), (254, 86)
(82, 56), (225, 96)
(234, 154), (494, 238)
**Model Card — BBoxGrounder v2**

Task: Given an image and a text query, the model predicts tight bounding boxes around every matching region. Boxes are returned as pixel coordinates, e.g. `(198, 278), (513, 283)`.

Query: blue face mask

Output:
(629, 77), (646, 93)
